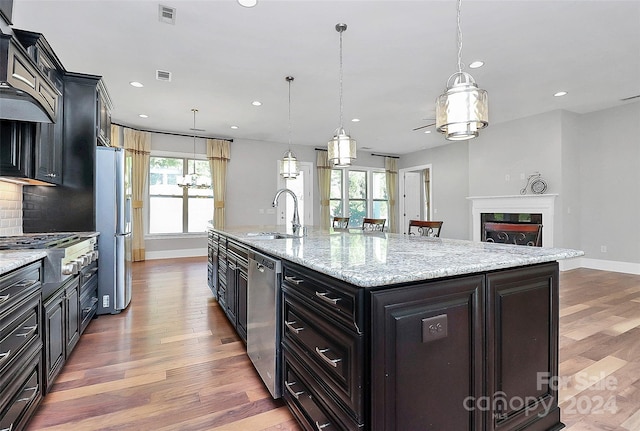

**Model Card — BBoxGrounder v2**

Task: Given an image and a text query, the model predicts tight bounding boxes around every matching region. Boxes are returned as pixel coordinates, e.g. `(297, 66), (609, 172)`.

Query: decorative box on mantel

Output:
(468, 194), (558, 247)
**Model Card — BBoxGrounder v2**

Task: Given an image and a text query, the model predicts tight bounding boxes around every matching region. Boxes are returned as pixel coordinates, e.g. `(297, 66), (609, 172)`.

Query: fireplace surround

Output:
(468, 194), (557, 247)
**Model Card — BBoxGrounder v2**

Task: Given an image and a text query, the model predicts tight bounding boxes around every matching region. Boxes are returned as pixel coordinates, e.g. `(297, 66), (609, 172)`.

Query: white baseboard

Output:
(145, 248), (207, 260)
(561, 257), (640, 275)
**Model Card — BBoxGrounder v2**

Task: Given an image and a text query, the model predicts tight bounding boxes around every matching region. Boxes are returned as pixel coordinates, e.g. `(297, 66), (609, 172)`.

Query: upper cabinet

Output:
(14, 29), (66, 184)
(96, 78), (112, 147)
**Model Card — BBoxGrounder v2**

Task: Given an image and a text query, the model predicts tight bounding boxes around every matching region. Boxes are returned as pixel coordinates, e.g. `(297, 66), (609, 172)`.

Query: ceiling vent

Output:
(156, 70), (172, 82)
(621, 94), (640, 101)
(158, 5), (176, 24)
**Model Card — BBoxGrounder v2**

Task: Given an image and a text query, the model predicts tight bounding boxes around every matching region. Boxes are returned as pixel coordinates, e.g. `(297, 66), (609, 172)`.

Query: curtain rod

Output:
(371, 153), (399, 159)
(112, 122), (233, 143)
(314, 147), (328, 151)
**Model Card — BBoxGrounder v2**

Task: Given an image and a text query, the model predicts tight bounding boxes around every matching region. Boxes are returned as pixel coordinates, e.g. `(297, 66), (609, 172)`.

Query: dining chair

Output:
(332, 217), (350, 229)
(362, 217), (386, 232)
(408, 220), (443, 237)
(483, 222), (542, 247)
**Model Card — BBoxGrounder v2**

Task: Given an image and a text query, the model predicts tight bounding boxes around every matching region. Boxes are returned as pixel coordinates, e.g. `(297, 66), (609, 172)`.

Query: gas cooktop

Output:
(0, 233), (80, 250)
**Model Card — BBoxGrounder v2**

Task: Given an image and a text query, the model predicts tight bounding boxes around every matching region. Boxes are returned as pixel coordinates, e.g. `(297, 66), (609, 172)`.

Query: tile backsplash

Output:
(0, 182), (23, 236)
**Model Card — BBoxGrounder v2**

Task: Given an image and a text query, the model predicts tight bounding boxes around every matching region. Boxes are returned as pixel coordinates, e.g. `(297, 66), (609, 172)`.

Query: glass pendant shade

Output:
(280, 149), (300, 179)
(328, 128), (356, 167)
(435, 72), (488, 141)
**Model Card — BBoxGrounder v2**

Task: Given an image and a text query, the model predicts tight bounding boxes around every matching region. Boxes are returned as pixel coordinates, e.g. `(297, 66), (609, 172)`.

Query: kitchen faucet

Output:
(272, 188), (303, 236)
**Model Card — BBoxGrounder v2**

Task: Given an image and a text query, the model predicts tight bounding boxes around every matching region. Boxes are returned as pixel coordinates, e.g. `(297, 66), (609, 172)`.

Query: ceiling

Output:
(9, 0), (640, 155)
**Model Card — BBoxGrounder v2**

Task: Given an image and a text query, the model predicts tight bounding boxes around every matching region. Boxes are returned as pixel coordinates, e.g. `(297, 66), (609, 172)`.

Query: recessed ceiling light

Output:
(554, 91), (568, 97)
(130, 81), (144, 88)
(469, 61), (484, 69)
(139, 114), (148, 118)
(238, 0), (257, 7)
(351, 118), (360, 122)
(252, 101), (262, 106)
(424, 130), (432, 134)
(230, 125), (239, 129)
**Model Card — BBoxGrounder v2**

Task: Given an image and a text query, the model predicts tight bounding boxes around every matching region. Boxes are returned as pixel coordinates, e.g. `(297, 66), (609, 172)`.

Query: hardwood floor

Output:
(26, 257), (301, 431)
(25, 259), (640, 430)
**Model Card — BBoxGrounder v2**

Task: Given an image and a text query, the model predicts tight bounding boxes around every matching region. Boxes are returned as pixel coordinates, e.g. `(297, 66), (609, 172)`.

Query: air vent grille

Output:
(158, 5), (176, 24)
(621, 94), (640, 101)
(156, 70), (172, 81)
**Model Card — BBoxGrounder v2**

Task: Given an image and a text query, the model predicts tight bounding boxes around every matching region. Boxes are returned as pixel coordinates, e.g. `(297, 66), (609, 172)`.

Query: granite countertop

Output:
(211, 225), (584, 288)
(0, 250), (47, 275)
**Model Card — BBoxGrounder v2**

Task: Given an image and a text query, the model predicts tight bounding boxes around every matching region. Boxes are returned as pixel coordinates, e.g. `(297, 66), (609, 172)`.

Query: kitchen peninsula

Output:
(209, 226), (583, 431)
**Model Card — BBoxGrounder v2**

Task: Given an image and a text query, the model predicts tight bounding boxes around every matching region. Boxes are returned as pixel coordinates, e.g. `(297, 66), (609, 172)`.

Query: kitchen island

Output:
(209, 225), (583, 431)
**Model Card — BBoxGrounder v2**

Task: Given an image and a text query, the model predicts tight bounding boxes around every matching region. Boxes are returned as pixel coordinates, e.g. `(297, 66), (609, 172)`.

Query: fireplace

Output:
(468, 194), (557, 247)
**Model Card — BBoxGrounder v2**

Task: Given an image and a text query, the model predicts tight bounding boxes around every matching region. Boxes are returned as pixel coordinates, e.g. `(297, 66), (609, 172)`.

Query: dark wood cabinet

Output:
(0, 120), (36, 179)
(371, 275), (484, 430)
(96, 79), (112, 147)
(43, 287), (64, 390)
(207, 229), (218, 298)
(0, 260), (44, 431)
(43, 275), (81, 392)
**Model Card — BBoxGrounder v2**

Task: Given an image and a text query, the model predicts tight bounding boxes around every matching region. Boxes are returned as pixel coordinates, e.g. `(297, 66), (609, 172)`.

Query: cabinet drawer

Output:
(283, 294), (363, 420)
(283, 349), (363, 431)
(282, 264), (361, 330)
(0, 261), (42, 313)
(0, 343), (43, 431)
(0, 289), (41, 376)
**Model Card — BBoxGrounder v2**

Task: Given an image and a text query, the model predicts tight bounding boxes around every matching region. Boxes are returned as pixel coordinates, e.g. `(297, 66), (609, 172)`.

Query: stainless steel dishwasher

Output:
(247, 250), (282, 398)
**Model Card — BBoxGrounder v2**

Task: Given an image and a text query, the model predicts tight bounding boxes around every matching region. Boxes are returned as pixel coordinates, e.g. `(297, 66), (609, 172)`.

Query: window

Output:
(148, 156), (213, 234)
(330, 167), (388, 228)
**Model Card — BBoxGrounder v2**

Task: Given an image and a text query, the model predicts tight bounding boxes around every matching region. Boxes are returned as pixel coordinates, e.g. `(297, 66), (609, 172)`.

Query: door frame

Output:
(398, 163), (432, 235)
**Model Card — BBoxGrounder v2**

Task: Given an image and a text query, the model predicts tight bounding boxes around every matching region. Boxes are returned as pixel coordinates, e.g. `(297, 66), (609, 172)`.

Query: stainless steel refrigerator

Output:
(96, 146), (133, 314)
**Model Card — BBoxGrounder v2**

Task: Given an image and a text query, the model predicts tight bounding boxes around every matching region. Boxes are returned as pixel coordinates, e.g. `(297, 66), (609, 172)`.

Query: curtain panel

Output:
(110, 124), (122, 148)
(123, 127), (151, 261)
(207, 139), (230, 229)
(316, 150), (331, 230)
(385, 157), (398, 233)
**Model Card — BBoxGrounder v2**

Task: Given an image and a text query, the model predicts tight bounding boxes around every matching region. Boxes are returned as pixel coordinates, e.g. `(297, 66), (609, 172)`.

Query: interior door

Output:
(403, 172), (421, 234)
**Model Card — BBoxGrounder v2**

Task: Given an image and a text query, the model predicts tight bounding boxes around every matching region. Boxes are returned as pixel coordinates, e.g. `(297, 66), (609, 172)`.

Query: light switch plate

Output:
(422, 314), (448, 343)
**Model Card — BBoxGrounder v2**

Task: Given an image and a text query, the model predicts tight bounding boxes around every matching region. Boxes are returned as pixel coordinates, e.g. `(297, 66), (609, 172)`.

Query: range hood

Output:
(0, 33), (57, 123)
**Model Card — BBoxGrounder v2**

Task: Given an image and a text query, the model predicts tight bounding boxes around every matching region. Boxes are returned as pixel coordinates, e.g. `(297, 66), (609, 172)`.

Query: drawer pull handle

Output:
(315, 291), (339, 305)
(0, 294), (10, 303)
(285, 320), (304, 334)
(285, 276), (304, 285)
(315, 421), (331, 430)
(16, 325), (37, 338)
(284, 380), (304, 399)
(0, 350), (11, 365)
(17, 385), (38, 402)
(315, 347), (341, 368)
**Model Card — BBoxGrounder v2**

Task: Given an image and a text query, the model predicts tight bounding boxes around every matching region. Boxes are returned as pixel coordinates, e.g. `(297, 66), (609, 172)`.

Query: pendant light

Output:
(178, 108), (210, 189)
(435, 0), (488, 141)
(280, 76), (300, 179)
(327, 23), (356, 167)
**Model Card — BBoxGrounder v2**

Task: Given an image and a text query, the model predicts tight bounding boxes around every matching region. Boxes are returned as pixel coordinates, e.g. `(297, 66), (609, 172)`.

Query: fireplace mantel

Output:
(467, 194), (558, 247)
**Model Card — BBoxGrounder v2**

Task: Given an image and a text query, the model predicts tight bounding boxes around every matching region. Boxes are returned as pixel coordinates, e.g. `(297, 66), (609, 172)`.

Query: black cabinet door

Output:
(65, 277), (80, 355)
(43, 290), (65, 392)
(370, 275), (485, 431)
(0, 121), (35, 178)
(226, 259), (238, 326)
(236, 269), (247, 342)
(34, 70), (64, 184)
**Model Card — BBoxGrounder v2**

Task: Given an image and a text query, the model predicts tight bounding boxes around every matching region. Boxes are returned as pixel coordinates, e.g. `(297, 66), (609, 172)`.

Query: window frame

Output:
(329, 165), (388, 227)
(145, 150), (213, 237)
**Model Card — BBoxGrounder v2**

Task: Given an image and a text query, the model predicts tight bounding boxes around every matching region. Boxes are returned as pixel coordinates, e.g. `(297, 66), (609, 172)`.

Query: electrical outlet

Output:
(266, 208), (275, 214)
(422, 314), (448, 343)
(102, 295), (109, 308)
(600, 245), (607, 253)
(505, 174), (511, 181)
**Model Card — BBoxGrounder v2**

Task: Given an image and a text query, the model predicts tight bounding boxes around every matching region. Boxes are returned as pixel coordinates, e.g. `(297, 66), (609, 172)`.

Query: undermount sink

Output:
(245, 232), (296, 240)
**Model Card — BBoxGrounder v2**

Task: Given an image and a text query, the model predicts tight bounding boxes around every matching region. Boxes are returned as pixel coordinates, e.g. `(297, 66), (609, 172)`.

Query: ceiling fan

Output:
(412, 119), (436, 131)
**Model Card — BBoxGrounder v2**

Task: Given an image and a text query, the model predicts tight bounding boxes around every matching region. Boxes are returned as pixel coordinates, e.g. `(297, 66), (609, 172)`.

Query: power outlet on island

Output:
(103, 295), (110, 308)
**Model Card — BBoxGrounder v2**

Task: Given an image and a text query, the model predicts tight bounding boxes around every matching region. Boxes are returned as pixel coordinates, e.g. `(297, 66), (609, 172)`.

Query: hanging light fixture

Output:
(435, 0), (488, 141)
(178, 108), (211, 189)
(327, 23), (356, 167)
(280, 76), (300, 179)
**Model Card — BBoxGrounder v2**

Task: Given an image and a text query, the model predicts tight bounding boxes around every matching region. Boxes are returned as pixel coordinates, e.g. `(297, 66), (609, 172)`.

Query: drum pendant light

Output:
(327, 23), (356, 167)
(435, 0), (489, 141)
(280, 76), (300, 179)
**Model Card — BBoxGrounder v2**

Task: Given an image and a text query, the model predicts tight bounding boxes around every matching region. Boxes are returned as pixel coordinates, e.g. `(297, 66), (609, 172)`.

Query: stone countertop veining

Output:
(211, 225), (584, 288)
(0, 250), (47, 276)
